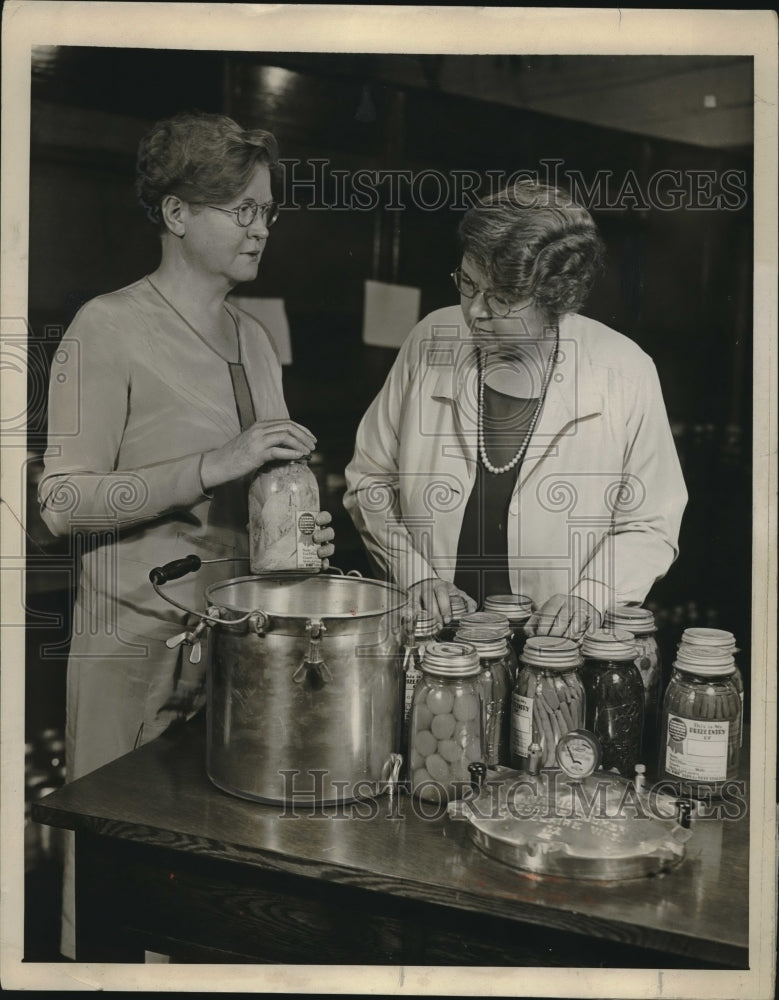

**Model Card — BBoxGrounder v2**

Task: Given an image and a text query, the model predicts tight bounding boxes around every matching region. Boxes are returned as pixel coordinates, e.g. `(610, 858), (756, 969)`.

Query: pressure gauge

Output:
(554, 729), (602, 779)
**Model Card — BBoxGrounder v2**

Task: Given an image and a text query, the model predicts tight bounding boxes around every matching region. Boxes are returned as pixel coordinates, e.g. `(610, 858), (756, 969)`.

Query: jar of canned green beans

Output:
(678, 628), (744, 748)
(455, 625), (512, 768)
(603, 605), (661, 763)
(659, 646), (741, 798)
(510, 636), (585, 771)
(408, 641), (484, 803)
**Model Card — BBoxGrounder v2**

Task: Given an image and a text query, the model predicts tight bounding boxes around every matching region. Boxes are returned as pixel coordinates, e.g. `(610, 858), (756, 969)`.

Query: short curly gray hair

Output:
(136, 111), (280, 230)
(458, 180), (605, 320)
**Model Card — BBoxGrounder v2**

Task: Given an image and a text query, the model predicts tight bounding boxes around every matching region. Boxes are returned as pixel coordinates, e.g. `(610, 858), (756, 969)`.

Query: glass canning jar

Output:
(603, 606), (661, 764)
(455, 626), (512, 768)
(678, 628), (744, 748)
(482, 594), (533, 667)
(248, 457), (321, 573)
(401, 610), (440, 739)
(437, 593), (468, 642)
(510, 636), (585, 771)
(659, 647), (741, 798)
(408, 641), (483, 804)
(580, 629), (644, 777)
(459, 610), (519, 684)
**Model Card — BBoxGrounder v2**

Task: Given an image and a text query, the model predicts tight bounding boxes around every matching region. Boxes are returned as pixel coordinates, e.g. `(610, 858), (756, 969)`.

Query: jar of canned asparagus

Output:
(603, 605), (661, 762)
(580, 629), (645, 777)
(677, 627), (744, 747)
(408, 641), (484, 803)
(658, 645), (741, 798)
(455, 625), (512, 768)
(510, 636), (585, 771)
(482, 594), (533, 667)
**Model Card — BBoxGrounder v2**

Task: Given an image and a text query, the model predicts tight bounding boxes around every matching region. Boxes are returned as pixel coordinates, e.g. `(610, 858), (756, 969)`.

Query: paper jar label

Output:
(511, 694), (533, 758)
(665, 714), (730, 782)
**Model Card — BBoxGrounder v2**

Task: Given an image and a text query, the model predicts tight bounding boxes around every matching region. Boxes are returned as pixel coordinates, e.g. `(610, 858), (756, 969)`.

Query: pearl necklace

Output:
(477, 329), (559, 475)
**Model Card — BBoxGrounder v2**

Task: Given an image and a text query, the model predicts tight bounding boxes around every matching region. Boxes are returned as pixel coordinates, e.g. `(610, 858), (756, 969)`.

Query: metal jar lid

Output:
(421, 641), (481, 677)
(454, 626), (509, 658)
(674, 647), (736, 677)
(413, 609), (440, 638)
(603, 605), (656, 635)
(482, 594), (533, 623)
(520, 635), (582, 670)
(581, 628), (639, 661)
(449, 594), (468, 618)
(460, 611), (512, 637)
(680, 627), (737, 652)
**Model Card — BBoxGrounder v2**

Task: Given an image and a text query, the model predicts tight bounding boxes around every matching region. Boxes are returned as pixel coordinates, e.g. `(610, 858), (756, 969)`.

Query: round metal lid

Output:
(421, 640), (481, 677)
(455, 626), (509, 657)
(449, 769), (691, 881)
(603, 605), (656, 635)
(482, 594), (533, 623)
(581, 628), (639, 661)
(520, 635), (582, 670)
(674, 646), (736, 677)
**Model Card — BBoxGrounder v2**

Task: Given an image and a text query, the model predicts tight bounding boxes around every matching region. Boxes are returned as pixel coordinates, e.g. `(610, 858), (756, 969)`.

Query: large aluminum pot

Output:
(202, 571), (408, 805)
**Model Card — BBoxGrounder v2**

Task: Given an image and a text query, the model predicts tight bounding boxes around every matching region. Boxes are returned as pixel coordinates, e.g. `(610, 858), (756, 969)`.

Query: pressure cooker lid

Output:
(204, 572), (407, 619)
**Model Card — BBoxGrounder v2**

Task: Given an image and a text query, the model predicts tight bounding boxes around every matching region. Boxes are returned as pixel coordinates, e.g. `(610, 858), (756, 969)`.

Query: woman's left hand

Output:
(526, 593), (601, 641)
(313, 511), (335, 570)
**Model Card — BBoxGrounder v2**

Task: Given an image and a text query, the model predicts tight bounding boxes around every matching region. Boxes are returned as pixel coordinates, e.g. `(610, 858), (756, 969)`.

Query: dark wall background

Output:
(25, 48), (753, 741)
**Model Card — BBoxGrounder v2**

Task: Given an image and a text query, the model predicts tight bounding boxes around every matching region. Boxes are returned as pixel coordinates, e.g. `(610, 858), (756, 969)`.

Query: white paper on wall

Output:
(362, 279), (421, 348)
(228, 296), (293, 365)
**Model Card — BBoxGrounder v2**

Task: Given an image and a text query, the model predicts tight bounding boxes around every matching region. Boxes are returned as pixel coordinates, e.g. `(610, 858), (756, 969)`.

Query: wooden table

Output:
(33, 713), (749, 967)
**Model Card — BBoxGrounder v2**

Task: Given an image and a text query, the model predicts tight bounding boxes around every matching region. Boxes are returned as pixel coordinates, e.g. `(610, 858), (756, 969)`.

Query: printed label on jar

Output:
(664, 714), (730, 782)
(510, 693), (533, 758)
(296, 511), (321, 568)
(403, 651), (422, 722)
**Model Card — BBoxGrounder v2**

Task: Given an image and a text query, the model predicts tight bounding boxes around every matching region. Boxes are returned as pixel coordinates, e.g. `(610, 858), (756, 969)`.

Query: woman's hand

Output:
(526, 593), (601, 641)
(313, 511), (335, 570)
(407, 578), (477, 628)
(200, 419), (317, 490)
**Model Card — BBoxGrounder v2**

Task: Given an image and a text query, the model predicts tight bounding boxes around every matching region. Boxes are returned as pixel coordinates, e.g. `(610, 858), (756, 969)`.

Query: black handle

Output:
(149, 554), (202, 585)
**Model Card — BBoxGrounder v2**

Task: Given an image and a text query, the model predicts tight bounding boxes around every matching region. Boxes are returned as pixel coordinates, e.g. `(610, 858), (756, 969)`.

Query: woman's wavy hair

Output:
(458, 180), (606, 320)
(136, 110), (281, 230)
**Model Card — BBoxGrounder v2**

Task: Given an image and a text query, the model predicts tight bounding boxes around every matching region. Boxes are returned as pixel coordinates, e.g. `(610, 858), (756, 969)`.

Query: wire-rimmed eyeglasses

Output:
(205, 199), (280, 228)
(451, 266), (526, 318)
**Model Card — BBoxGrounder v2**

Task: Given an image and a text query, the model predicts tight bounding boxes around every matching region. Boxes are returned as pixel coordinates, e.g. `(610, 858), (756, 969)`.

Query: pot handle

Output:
(149, 555), (254, 628)
(292, 619), (332, 686)
(323, 566), (363, 578)
(149, 554), (202, 585)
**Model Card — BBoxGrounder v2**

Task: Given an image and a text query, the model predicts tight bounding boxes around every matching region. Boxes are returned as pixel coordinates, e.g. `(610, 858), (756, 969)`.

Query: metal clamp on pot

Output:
(149, 557), (408, 807)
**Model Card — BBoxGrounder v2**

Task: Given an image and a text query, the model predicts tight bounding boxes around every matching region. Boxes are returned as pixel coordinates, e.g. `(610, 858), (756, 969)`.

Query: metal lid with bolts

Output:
(454, 626), (509, 658)
(603, 605), (657, 635)
(520, 635), (582, 670)
(421, 641), (481, 677)
(674, 646), (736, 677)
(482, 594), (533, 623)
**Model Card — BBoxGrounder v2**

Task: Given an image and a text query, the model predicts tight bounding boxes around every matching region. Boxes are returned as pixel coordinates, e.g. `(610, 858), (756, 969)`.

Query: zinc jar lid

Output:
(482, 594), (533, 623)
(448, 594), (468, 618)
(412, 609), (440, 636)
(674, 647), (736, 677)
(520, 635), (582, 670)
(581, 628), (639, 661)
(460, 611), (512, 637)
(680, 627), (737, 650)
(422, 641), (481, 677)
(454, 626), (508, 657)
(603, 605), (656, 635)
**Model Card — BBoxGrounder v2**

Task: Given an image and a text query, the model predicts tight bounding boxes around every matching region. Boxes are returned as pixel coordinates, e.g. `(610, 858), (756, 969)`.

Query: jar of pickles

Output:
(482, 594), (533, 666)
(580, 629), (644, 777)
(437, 593), (468, 642)
(510, 636), (585, 771)
(603, 606), (661, 764)
(678, 628), (744, 747)
(408, 641), (484, 803)
(659, 646), (741, 798)
(455, 626), (512, 768)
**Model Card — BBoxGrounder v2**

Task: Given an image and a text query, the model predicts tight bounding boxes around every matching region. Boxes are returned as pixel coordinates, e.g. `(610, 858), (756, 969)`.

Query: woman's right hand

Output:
(200, 419), (317, 490)
(407, 578), (477, 629)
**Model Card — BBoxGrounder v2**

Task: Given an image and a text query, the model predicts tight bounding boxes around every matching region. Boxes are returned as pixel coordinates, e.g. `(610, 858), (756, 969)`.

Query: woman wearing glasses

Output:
(345, 180), (686, 640)
(39, 111), (333, 957)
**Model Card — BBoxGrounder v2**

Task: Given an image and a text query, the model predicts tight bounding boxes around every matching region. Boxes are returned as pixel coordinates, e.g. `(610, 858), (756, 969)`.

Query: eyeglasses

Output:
(451, 266), (526, 318)
(205, 199), (280, 228)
